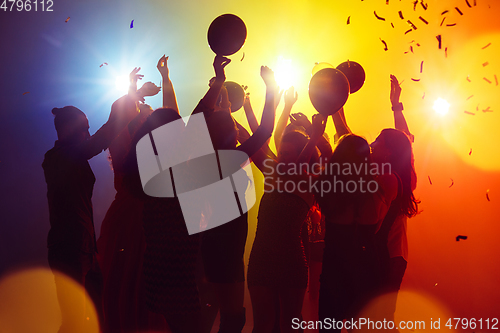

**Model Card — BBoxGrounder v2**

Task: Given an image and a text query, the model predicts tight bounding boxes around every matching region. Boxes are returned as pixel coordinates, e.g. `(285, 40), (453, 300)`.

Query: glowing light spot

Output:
(115, 75), (130, 94)
(433, 98), (450, 115)
(274, 56), (297, 90)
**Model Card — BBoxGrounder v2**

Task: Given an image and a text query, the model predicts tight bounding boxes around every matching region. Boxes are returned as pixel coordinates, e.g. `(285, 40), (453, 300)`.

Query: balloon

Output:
(336, 61), (365, 94)
(207, 14), (247, 56)
(309, 68), (350, 116)
(223, 81), (245, 112)
(311, 62), (334, 76)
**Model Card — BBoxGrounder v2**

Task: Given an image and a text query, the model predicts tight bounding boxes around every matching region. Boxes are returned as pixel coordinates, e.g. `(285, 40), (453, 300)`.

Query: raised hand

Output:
(390, 74), (402, 106)
(284, 86), (298, 107)
(157, 55), (170, 79)
(289, 112), (312, 129)
(213, 55), (231, 81)
(138, 82), (161, 97)
(260, 66), (277, 88)
(310, 113), (327, 140)
(128, 67), (144, 102)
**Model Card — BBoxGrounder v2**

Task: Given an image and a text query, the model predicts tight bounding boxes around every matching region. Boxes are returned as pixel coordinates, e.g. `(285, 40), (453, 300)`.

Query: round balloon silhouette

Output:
(309, 68), (350, 116)
(223, 81), (245, 112)
(311, 62), (334, 76)
(207, 14), (247, 56)
(336, 61), (365, 94)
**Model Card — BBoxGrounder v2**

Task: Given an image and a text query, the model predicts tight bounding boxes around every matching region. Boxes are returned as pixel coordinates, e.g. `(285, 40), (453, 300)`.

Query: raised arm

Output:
(157, 55), (179, 114)
(332, 107), (352, 143)
(390, 74), (414, 142)
(192, 55), (231, 117)
(296, 114), (327, 165)
(274, 86), (297, 151)
(243, 95), (260, 134)
(290, 112), (333, 161)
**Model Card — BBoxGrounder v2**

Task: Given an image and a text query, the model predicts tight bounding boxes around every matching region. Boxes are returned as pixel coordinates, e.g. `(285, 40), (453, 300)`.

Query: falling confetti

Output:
(477, 104), (480, 111)
(481, 43), (491, 49)
(482, 62), (489, 67)
(407, 20), (417, 30)
(466, 95), (474, 100)
(130, 20), (134, 29)
(411, 78), (420, 81)
(419, 16), (429, 24)
(428, 176), (432, 185)
(465, 0), (472, 7)
(399, 11), (404, 19)
(421, 1), (428, 10)
(347, 16), (351, 24)
(391, 22), (394, 28)
(434, 283), (438, 287)
(441, 10), (449, 15)
(469, 148), (472, 155)
(420, 61), (424, 73)
(99, 62), (108, 68)
(486, 189), (490, 201)
(483, 77), (492, 84)
(374, 11), (386, 21)
(474, 0), (476, 5)
(436, 35), (442, 49)
(380, 38), (389, 51)
(422, 92), (426, 99)
(456, 235), (468, 241)
(455, 7), (464, 15)
(413, 0), (418, 10)
(483, 107), (493, 112)
(495, 75), (498, 85)
(22, 92), (30, 95)
(446, 23), (457, 27)
(440, 17), (446, 26)
(449, 178), (454, 188)
(241, 52), (245, 61)
(464, 111), (476, 115)
(65, 17), (70, 23)
(410, 45), (414, 53)
(466, 76), (471, 82)
(405, 29), (413, 34)
(445, 47), (448, 57)
(386, 0), (389, 4)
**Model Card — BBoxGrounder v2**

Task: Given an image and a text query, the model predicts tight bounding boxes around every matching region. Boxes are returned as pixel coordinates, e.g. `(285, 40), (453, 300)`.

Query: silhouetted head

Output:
(372, 128), (419, 217)
(51, 106), (89, 143)
(278, 130), (309, 164)
(206, 111), (238, 150)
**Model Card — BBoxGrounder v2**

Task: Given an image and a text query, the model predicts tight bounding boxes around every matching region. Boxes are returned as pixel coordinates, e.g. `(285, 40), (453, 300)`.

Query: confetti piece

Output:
(446, 23), (457, 26)
(120, 249), (124, 251)
(441, 10), (449, 15)
(474, 0), (476, 5)
(445, 47), (448, 57)
(413, 0), (418, 10)
(455, 7), (463, 15)
(428, 176), (432, 185)
(410, 46), (414, 53)
(436, 35), (442, 49)
(482, 62), (489, 67)
(65, 17), (70, 23)
(495, 75), (498, 86)
(440, 17), (446, 26)
(466, 76), (471, 82)
(391, 22), (394, 28)
(380, 38), (389, 51)
(483, 77), (492, 84)
(386, 0), (389, 4)
(241, 52), (245, 61)
(465, 0), (472, 7)
(416, 43), (421, 47)
(476, 104), (480, 111)
(420, 61), (424, 73)
(464, 111), (475, 115)
(399, 11), (404, 19)
(466, 95), (474, 100)
(405, 29), (413, 34)
(130, 20), (134, 29)
(419, 16), (429, 24)
(99, 62), (108, 67)
(434, 283), (438, 287)
(411, 78), (420, 81)
(449, 178), (454, 188)
(486, 189), (490, 201)
(422, 92), (425, 99)
(421, 1), (428, 10)
(483, 107), (493, 112)
(407, 20), (417, 30)
(469, 148), (472, 155)
(347, 16), (351, 24)
(482, 43), (491, 49)
(22, 91), (30, 95)
(456, 235), (468, 241)
(374, 11), (386, 21)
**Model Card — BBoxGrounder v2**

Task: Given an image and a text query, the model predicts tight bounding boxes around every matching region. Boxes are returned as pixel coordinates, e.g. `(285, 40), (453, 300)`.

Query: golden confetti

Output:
(374, 11), (386, 21)
(464, 111), (475, 115)
(486, 189), (490, 201)
(419, 16), (429, 24)
(455, 7), (464, 15)
(483, 77), (492, 84)
(65, 17), (70, 23)
(449, 178), (454, 188)
(482, 62), (489, 67)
